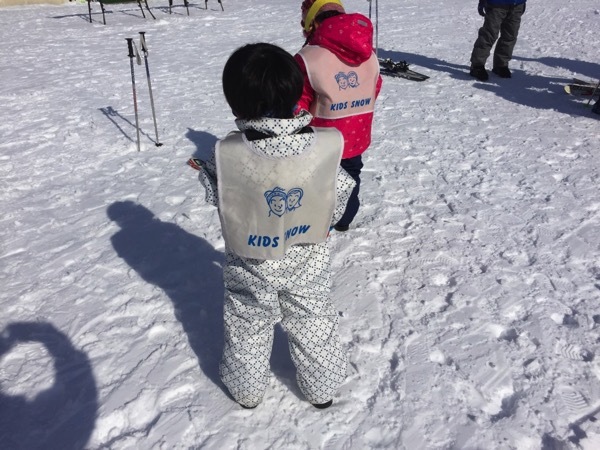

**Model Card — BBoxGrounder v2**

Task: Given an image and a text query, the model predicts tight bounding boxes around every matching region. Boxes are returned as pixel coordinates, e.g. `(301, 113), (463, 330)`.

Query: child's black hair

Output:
(315, 10), (343, 25)
(222, 43), (303, 120)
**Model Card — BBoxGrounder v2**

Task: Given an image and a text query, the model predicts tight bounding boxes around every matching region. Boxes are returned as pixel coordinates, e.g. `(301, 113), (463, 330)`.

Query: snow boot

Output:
(312, 400), (333, 409)
(492, 66), (512, 78)
(470, 66), (489, 81)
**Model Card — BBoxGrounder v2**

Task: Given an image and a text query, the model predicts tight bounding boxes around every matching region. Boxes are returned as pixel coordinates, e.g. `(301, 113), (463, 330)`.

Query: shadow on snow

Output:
(105, 126), (318, 403)
(379, 49), (599, 117)
(0, 322), (98, 450)
(107, 200), (228, 395)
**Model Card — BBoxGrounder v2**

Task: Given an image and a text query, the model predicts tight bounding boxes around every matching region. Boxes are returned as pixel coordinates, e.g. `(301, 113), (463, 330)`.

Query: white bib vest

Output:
(298, 45), (379, 120)
(216, 128), (343, 260)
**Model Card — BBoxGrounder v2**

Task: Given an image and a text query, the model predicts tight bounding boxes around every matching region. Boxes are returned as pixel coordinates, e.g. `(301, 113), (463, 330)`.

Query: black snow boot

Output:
(470, 65), (489, 81)
(312, 400), (333, 409)
(492, 66), (512, 78)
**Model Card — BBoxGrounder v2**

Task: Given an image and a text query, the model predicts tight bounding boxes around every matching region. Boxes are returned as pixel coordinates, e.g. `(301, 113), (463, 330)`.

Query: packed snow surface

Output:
(1, 0), (599, 448)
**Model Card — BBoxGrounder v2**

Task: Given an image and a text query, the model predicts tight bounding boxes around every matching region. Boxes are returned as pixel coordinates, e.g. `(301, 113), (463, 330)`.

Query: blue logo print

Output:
(264, 187), (304, 217)
(335, 71), (360, 90)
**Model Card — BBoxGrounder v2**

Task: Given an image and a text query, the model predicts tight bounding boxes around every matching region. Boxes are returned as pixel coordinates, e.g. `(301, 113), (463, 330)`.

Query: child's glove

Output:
(477, 1), (487, 16)
(187, 158), (203, 171)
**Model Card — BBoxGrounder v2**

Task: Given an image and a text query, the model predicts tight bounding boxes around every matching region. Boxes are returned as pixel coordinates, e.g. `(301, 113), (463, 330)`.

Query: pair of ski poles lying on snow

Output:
(126, 32), (163, 151)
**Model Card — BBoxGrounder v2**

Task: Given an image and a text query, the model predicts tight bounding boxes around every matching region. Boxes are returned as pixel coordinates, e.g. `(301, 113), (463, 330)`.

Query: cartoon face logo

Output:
(335, 72), (349, 90)
(347, 71), (359, 88)
(265, 187), (287, 217)
(335, 71), (360, 90)
(264, 187), (304, 217)
(286, 188), (304, 211)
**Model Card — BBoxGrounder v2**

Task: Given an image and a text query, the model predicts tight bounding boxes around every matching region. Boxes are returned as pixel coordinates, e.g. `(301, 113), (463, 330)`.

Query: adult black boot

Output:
(492, 66), (512, 78)
(470, 66), (489, 81)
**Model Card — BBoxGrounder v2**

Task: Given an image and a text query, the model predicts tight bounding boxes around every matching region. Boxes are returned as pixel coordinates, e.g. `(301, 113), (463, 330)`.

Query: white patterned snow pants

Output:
(219, 242), (347, 408)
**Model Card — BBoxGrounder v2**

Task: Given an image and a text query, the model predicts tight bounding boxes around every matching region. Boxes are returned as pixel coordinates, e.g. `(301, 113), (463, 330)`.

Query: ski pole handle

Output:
(126, 38), (134, 58)
(139, 31), (148, 53)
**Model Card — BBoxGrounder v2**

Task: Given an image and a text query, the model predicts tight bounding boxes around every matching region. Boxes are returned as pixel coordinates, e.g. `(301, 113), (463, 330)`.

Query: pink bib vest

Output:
(298, 45), (379, 120)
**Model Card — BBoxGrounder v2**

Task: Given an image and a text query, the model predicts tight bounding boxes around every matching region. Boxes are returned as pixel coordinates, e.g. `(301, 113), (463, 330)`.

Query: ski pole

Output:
(205, 0), (224, 11)
(143, 0), (157, 20)
(139, 32), (163, 147)
(126, 38), (141, 152)
(100, 0), (106, 25)
(375, 0), (379, 57)
(136, 0), (146, 19)
(367, 0), (378, 56)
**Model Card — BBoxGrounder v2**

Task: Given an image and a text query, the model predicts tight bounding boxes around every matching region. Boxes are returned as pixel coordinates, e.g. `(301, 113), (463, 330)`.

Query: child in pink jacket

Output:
(295, 0), (382, 232)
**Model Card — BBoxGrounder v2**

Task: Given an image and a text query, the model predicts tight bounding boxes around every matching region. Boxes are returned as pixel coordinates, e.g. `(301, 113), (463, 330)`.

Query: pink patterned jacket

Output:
(295, 13), (383, 159)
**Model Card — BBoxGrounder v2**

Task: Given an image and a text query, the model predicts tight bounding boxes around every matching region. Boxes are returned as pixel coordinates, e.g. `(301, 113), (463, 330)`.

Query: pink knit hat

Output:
(301, 0), (345, 34)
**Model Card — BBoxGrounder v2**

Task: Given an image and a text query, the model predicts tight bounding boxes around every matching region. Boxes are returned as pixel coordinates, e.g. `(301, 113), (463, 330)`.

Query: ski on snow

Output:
(564, 78), (599, 97)
(378, 58), (429, 82)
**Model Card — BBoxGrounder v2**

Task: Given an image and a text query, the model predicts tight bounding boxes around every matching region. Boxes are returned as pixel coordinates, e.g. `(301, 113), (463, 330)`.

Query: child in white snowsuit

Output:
(189, 43), (355, 409)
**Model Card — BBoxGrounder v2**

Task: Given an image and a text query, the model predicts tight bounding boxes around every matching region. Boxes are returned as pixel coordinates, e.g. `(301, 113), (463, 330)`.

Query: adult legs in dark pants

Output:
(470, 4), (525, 77)
(335, 155), (363, 231)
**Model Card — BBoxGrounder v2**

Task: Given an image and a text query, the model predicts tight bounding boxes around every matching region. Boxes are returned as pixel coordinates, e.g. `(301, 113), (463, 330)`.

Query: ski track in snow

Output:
(1, 0), (600, 448)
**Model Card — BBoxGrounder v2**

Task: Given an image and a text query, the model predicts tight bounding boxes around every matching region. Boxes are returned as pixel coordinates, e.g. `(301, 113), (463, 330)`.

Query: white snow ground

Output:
(1, 0), (599, 448)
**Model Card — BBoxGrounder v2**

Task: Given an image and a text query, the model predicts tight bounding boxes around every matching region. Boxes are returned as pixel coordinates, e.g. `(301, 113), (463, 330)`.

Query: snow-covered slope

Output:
(1, 0), (599, 448)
